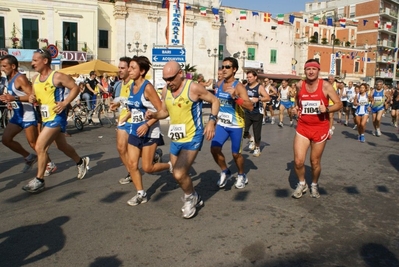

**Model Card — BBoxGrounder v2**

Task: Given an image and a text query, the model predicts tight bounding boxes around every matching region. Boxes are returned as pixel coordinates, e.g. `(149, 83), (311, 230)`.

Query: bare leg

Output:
(171, 150), (199, 195)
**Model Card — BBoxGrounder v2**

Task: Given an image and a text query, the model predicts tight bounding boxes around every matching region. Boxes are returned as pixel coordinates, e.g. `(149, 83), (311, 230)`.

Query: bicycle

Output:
(67, 106), (84, 131)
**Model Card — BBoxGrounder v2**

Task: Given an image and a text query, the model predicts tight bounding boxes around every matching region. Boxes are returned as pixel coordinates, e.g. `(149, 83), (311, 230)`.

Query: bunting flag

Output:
(252, 11), (259, 16)
(240, 10), (247, 20)
(386, 21), (392, 29)
(289, 15), (295, 24)
(327, 17), (334, 26)
(313, 16), (320, 27)
(374, 20), (380, 27)
(212, 8), (219, 21)
(264, 12), (271, 22)
(352, 19), (359, 24)
(339, 18), (346, 28)
(162, 0), (169, 8)
(363, 19), (368, 26)
(277, 14), (284, 25)
(394, 48), (398, 53)
(225, 8), (232, 14)
(200, 7), (207, 16)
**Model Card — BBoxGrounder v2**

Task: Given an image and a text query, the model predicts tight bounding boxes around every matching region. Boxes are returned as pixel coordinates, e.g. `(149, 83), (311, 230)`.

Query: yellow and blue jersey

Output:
(215, 80), (245, 128)
(34, 71), (66, 122)
(118, 79), (133, 123)
(165, 80), (203, 143)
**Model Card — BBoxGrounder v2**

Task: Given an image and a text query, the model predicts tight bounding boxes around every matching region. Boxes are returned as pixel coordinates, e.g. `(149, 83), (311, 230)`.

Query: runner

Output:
(121, 56), (172, 206)
(370, 80), (385, 136)
(145, 60), (220, 219)
(23, 49), (89, 193)
(353, 83), (370, 143)
(277, 79), (295, 127)
(210, 57), (253, 189)
(0, 55), (41, 172)
(291, 59), (342, 199)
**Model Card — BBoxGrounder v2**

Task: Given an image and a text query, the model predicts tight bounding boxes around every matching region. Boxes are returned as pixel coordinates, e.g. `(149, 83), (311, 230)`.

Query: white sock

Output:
(299, 181), (306, 185)
(311, 183), (318, 187)
(138, 190), (146, 196)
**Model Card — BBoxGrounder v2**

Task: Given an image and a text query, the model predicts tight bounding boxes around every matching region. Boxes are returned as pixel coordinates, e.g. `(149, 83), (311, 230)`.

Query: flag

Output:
(394, 48), (398, 53)
(277, 14), (284, 25)
(363, 19), (368, 26)
(200, 7), (207, 16)
(185, 5), (191, 10)
(352, 19), (359, 24)
(252, 11), (259, 16)
(225, 8), (232, 14)
(212, 8), (219, 20)
(386, 21), (392, 29)
(240, 10), (247, 20)
(162, 0), (169, 8)
(339, 18), (346, 28)
(313, 16), (320, 27)
(374, 20), (380, 27)
(289, 14), (295, 24)
(264, 12), (271, 22)
(327, 17), (333, 26)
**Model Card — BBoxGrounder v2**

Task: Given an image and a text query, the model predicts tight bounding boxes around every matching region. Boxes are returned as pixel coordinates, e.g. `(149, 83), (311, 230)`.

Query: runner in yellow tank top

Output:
(22, 49), (90, 194)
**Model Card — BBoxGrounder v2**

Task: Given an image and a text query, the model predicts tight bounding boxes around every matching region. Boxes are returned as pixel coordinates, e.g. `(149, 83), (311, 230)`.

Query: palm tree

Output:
(184, 63), (197, 79)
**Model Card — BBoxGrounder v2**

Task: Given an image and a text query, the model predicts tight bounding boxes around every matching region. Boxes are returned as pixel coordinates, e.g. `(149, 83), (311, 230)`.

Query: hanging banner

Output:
(330, 53), (336, 75)
(167, 2), (185, 45)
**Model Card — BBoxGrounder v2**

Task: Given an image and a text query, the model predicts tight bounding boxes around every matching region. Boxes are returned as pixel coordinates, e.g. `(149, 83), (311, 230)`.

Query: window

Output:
(218, 44), (224, 60)
(63, 22), (78, 51)
(247, 47), (255, 60)
(99, 30), (108, 49)
(22, 19), (39, 49)
(337, 7), (344, 19)
(270, 49), (277, 63)
(349, 5), (356, 18)
(335, 58), (341, 76)
(0, 17), (4, 48)
(354, 61), (359, 73)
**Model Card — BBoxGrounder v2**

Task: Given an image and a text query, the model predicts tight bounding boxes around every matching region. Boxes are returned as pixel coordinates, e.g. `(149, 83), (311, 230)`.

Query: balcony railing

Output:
(377, 39), (396, 47)
(375, 71), (394, 78)
(55, 40), (92, 53)
(379, 7), (398, 19)
(376, 56), (395, 62)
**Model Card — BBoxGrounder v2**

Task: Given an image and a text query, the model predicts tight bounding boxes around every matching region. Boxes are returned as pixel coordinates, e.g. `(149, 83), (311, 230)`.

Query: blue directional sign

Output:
(152, 47), (186, 64)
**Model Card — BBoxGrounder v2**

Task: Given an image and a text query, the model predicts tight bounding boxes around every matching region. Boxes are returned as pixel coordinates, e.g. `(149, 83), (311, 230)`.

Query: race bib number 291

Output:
(168, 124), (186, 140)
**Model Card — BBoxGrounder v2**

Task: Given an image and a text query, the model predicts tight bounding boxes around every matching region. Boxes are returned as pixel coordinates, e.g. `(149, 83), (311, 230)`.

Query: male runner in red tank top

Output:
(291, 59), (342, 199)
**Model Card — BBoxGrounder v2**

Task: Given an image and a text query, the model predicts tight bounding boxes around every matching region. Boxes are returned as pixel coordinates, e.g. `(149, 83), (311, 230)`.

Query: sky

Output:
(221, 0), (309, 15)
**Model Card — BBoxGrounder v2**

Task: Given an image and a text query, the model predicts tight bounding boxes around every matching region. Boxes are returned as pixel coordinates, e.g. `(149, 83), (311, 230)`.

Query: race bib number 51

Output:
(168, 124), (186, 140)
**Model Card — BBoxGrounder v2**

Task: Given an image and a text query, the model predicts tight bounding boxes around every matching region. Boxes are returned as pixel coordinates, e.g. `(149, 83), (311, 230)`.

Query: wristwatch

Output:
(15, 96), (20, 101)
(325, 107), (330, 113)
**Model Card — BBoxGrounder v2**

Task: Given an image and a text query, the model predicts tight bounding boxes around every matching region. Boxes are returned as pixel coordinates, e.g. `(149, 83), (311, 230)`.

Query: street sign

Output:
(152, 47), (186, 68)
(47, 44), (58, 59)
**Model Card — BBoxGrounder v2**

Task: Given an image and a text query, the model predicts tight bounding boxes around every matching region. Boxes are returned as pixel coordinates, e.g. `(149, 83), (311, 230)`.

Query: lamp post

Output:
(237, 50), (247, 79)
(207, 48), (218, 82)
(127, 41), (148, 56)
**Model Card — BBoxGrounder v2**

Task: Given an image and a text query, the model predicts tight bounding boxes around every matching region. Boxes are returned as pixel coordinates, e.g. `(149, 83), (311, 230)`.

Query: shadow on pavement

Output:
(89, 255), (122, 267)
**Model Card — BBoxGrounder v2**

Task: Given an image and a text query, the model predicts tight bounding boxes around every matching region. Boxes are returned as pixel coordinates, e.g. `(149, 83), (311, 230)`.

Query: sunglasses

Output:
(221, 65), (233, 69)
(163, 70), (180, 82)
(35, 49), (45, 54)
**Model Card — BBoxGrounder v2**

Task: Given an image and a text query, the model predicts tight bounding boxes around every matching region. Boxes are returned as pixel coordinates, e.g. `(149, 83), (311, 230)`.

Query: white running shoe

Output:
(77, 157), (90, 179)
(278, 122), (283, 127)
(44, 162), (57, 177)
(235, 174), (248, 189)
(253, 147), (261, 157)
(119, 174), (132, 185)
(181, 192), (203, 219)
(217, 169), (232, 188)
(127, 192), (148, 206)
(22, 178), (45, 193)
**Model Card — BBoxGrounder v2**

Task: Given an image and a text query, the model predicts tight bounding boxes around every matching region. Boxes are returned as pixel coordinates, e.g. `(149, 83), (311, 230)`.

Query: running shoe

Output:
(292, 183), (308, 199)
(22, 178), (45, 193)
(372, 131), (376, 136)
(290, 121), (294, 127)
(278, 122), (283, 128)
(217, 169), (232, 188)
(262, 119), (266, 125)
(235, 174), (248, 189)
(376, 129), (381, 137)
(127, 192), (148, 206)
(248, 137), (255, 150)
(119, 174), (132, 184)
(153, 148), (163, 164)
(310, 184), (320, 198)
(329, 129), (334, 136)
(253, 147), (261, 157)
(353, 125), (357, 130)
(344, 121), (348, 126)
(77, 157), (90, 179)
(44, 162), (57, 177)
(360, 134), (365, 143)
(181, 192), (203, 219)
(21, 154), (37, 173)
(168, 161), (174, 174)
(271, 118), (275, 125)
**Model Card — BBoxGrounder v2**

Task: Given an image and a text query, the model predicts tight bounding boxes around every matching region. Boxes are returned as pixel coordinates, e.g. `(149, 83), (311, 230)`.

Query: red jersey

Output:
(298, 79), (329, 126)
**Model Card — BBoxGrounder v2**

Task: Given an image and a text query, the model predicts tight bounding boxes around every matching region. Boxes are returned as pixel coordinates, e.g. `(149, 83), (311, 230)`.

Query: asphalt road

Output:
(0, 111), (398, 267)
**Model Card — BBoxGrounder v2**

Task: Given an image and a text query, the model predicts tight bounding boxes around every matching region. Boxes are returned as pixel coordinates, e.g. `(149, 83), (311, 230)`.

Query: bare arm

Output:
(53, 72), (80, 113)
(321, 81), (342, 113)
(145, 86), (169, 120)
(0, 75), (32, 103)
(258, 84), (270, 103)
(234, 83), (254, 111)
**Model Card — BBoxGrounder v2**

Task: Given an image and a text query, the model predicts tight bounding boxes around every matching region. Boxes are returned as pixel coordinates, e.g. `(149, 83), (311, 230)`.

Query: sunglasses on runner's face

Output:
(221, 65), (232, 69)
(163, 70), (180, 82)
(35, 49), (45, 54)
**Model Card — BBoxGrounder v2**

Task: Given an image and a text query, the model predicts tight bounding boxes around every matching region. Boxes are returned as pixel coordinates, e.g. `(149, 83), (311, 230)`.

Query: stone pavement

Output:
(0, 111), (398, 267)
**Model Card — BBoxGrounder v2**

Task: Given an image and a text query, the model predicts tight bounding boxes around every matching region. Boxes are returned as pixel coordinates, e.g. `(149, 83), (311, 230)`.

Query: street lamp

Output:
(127, 41), (148, 56)
(236, 50), (247, 79)
(207, 48), (218, 82)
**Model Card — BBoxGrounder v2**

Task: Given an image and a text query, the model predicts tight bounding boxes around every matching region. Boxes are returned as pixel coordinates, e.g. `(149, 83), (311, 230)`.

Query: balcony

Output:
(375, 70), (394, 78)
(378, 25), (398, 35)
(377, 39), (396, 48)
(376, 55), (395, 63)
(379, 7), (398, 20)
(55, 40), (93, 54)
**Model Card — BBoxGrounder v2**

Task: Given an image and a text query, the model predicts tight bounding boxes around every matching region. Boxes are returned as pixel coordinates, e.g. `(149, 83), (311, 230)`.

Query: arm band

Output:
(235, 97), (244, 106)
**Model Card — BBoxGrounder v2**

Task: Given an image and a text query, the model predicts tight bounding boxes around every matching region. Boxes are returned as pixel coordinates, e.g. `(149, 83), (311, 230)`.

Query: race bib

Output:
(10, 101), (19, 109)
(374, 96), (382, 102)
(218, 112), (233, 124)
(130, 109), (144, 123)
(168, 124), (186, 140)
(359, 100), (368, 106)
(40, 105), (50, 119)
(301, 100), (320, 115)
